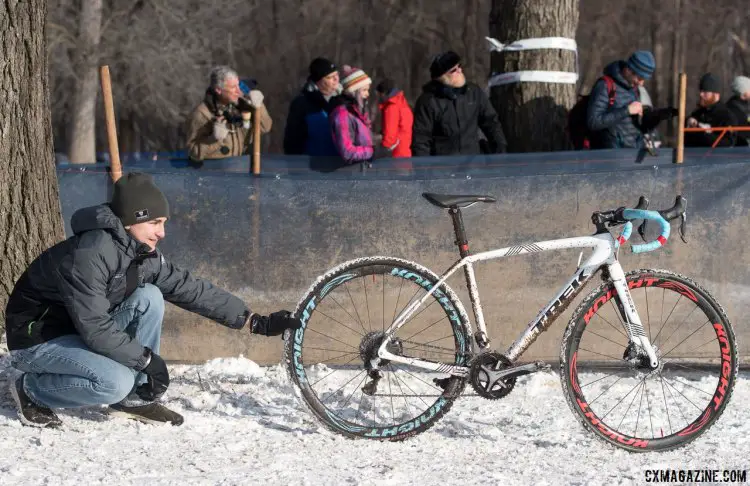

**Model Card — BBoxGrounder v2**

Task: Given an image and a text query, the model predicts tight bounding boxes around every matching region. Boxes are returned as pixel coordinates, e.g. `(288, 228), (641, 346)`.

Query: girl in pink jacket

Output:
(329, 65), (374, 164)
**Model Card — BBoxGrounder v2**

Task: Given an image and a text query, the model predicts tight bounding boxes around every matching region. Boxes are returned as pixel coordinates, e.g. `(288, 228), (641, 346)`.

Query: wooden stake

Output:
(99, 65), (122, 181)
(675, 72), (687, 164)
(252, 107), (262, 175)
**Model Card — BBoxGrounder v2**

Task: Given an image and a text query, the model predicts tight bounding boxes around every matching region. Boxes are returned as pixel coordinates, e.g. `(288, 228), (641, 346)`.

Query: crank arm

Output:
(482, 361), (551, 383)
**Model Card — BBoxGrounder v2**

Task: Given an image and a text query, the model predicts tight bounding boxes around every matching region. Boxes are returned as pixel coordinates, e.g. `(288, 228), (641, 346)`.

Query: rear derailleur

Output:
(359, 331), (403, 396)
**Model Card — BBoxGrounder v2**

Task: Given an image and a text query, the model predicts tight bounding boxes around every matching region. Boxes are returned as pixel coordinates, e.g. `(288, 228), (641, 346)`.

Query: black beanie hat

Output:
(430, 51), (461, 79)
(309, 57), (337, 83)
(110, 172), (170, 226)
(699, 73), (721, 94)
(376, 78), (394, 95)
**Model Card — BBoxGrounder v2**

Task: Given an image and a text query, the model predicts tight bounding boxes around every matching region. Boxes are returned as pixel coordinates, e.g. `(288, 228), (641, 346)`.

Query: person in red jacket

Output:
(376, 79), (414, 158)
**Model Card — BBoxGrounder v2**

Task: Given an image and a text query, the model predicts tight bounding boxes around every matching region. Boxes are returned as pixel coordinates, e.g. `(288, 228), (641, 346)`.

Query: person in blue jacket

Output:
(586, 50), (676, 149)
(283, 57), (343, 156)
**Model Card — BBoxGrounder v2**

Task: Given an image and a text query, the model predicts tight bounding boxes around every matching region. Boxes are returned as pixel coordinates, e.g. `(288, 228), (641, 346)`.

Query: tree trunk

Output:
(67, 0), (103, 163)
(0, 1), (65, 336)
(462, 0), (478, 81)
(651, 0), (665, 109)
(489, 0), (579, 152)
(668, 0), (683, 141)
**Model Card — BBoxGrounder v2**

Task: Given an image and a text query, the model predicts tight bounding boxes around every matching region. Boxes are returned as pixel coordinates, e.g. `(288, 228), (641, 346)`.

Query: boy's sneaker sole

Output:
(109, 402), (184, 426)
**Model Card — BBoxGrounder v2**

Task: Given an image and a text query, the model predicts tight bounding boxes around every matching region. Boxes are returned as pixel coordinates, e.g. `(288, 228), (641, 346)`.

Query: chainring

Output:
(469, 352), (516, 400)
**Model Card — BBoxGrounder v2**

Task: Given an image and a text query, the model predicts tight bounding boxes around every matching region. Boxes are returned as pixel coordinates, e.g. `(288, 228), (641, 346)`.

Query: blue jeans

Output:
(10, 284), (164, 409)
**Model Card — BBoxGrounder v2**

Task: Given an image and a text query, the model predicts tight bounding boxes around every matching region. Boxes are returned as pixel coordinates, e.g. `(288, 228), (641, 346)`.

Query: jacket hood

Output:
(328, 93), (369, 123)
(379, 90), (405, 108)
(301, 79), (340, 111)
(302, 79), (320, 94)
(421, 80), (469, 99)
(329, 92), (356, 110)
(71, 204), (138, 252)
(603, 60), (632, 90)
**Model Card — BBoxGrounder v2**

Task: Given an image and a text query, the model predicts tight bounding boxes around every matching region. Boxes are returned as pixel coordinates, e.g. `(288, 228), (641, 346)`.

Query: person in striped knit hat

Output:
(328, 65), (374, 164)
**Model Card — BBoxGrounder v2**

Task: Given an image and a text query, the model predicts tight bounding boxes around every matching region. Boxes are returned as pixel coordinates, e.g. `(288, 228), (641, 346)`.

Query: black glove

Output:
(136, 348), (170, 401)
(250, 310), (302, 337)
(659, 107), (679, 120)
(236, 96), (254, 113)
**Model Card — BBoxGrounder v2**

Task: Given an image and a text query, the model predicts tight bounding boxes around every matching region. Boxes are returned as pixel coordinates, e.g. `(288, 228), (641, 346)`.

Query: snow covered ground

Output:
(0, 351), (748, 486)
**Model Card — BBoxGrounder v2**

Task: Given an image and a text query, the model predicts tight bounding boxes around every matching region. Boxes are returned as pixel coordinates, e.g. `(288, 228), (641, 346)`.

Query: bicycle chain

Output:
(377, 337), (477, 398)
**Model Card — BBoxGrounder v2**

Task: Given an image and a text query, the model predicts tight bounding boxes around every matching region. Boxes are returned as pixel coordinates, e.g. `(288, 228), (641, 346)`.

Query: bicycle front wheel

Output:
(561, 269), (738, 452)
(283, 256), (472, 441)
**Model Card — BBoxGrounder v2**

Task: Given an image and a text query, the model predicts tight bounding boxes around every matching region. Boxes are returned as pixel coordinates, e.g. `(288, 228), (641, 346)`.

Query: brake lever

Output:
(638, 220), (648, 242)
(662, 195), (688, 244)
(679, 212), (688, 243)
(634, 196), (649, 242)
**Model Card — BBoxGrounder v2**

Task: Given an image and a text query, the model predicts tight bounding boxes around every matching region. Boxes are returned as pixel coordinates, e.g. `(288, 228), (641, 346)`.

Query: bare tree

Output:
(0, 1), (65, 335)
(489, 0), (579, 152)
(462, 0), (479, 81)
(67, 0), (103, 163)
(650, 0), (666, 108)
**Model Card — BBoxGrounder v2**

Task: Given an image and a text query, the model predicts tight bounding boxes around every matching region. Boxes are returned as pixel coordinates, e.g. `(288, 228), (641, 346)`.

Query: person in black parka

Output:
(411, 51), (507, 156)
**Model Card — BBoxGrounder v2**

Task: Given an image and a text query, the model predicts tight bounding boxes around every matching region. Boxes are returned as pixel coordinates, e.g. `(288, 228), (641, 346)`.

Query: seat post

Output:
(448, 206), (471, 257)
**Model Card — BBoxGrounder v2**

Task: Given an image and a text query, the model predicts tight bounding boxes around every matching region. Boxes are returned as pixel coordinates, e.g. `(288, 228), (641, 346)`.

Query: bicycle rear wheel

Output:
(561, 269), (738, 452)
(283, 256), (471, 440)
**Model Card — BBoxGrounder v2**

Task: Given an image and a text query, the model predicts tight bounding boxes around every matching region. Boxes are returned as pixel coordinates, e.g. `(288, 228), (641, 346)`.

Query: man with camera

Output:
(185, 66), (273, 161)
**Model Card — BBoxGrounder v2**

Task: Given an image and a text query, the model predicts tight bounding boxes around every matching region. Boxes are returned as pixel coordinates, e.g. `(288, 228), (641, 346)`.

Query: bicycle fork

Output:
(607, 261), (660, 369)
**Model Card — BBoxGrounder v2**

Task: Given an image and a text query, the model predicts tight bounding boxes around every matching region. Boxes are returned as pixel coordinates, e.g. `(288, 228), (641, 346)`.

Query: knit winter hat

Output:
(340, 65), (372, 93)
(430, 51), (461, 79)
(309, 57), (337, 83)
(699, 73), (721, 93)
(731, 75), (750, 96)
(376, 78), (394, 95)
(626, 50), (655, 80)
(110, 172), (170, 226)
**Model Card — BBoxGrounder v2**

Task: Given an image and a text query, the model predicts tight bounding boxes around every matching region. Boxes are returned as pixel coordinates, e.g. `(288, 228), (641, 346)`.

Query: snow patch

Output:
(0, 355), (747, 485)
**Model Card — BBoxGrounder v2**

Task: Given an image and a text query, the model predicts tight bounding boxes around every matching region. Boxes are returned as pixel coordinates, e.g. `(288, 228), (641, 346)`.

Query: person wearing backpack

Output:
(575, 50), (676, 150)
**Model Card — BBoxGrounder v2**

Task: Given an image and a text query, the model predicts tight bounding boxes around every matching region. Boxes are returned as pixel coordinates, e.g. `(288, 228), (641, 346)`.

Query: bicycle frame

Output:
(375, 229), (660, 376)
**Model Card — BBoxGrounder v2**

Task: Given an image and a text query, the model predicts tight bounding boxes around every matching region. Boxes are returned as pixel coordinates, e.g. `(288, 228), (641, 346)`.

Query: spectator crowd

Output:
(184, 50), (750, 164)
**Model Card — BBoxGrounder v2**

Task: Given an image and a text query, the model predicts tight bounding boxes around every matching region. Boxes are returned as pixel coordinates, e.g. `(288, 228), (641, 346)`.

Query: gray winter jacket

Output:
(586, 61), (644, 149)
(4, 204), (249, 368)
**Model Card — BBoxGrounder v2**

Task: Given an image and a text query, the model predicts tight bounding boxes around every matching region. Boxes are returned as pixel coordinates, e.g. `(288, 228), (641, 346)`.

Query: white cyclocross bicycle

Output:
(283, 193), (738, 452)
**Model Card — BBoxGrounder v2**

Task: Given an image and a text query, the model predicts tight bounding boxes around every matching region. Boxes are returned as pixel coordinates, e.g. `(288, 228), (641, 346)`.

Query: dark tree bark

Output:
(67, 0), (102, 163)
(651, 0), (666, 109)
(462, 0), (479, 81)
(489, 0), (579, 152)
(0, 1), (65, 336)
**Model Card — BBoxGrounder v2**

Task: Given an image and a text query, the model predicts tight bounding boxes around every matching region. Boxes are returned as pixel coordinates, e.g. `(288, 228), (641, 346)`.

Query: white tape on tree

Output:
(485, 36), (579, 87)
(485, 36), (577, 52)
(488, 71), (578, 87)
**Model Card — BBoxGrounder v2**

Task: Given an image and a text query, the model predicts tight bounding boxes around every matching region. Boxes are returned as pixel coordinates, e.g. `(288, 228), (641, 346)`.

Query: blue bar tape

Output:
(622, 209), (670, 254)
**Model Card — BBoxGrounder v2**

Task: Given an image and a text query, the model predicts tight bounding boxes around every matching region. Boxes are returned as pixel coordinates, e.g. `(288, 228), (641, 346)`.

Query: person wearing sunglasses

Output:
(411, 50), (507, 157)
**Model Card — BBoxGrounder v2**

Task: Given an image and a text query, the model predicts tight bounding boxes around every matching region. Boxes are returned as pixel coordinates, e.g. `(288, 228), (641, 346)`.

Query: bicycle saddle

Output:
(422, 192), (497, 208)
